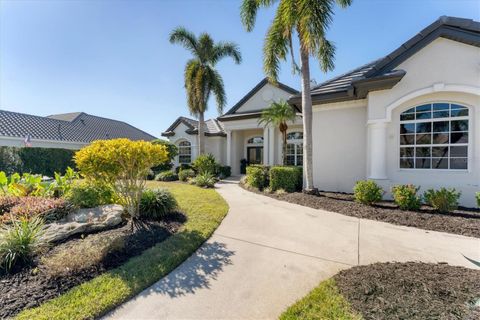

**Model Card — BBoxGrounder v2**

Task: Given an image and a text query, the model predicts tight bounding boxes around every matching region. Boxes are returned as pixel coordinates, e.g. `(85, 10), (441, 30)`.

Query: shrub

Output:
(155, 170), (178, 182)
(178, 169), (196, 182)
(41, 234), (125, 277)
(66, 182), (115, 208)
(391, 184), (421, 211)
(193, 172), (216, 188)
(245, 165), (269, 189)
(217, 165), (231, 179)
(1, 197), (73, 223)
(353, 180), (384, 205)
(139, 189), (178, 220)
(151, 139), (178, 173)
(0, 196), (21, 214)
(423, 188), (461, 213)
(0, 216), (45, 272)
(269, 166), (302, 192)
(476, 192), (480, 208)
(192, 153), (219, 175)
(74, 138), (168, 218)
(175, 163), (193, 174)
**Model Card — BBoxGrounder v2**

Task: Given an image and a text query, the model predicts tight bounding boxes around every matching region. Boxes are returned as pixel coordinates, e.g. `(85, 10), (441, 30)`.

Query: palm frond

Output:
(208, 69), (226, 114)
(212, 41), (242, 65)
(263, 11), (289, 82)
(241, 0), (279, 32)
(169, 26), (199, 56)
(258, 100), (297, 127)
(316, 38), (336, 73)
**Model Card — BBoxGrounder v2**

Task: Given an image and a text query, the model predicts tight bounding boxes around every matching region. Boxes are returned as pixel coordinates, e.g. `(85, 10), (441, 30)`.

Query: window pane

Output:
(297, 156), (303, 166)
(296, 144), (303, 154)
(416, 134), (431, 144)
(433, 121), (449, 132)
(432, 146), (448, 157)
(416, 147), (430, 157)
(415, 158), (431, 169)
(400, 113), (415, 121)
(400, 147), (414, 158)
(287, 132), (303, 140)
(433, 103), (449, 111)
(450, 104), (468, 117)
(433, 133), (449, 144)
(432, 158), (448, 169)
(285, 156), (295, 166)
(433, 111), (449, 118)
(400, 134), (415, 145)
(403, 107), (416, 114)
(248, 136), (263, 144)
(416, 122), (431, 133)
(400, 123), (415, 134)
(450, 132), (468, 144)
(451, 120), (468, 131)
(286, 144), (295, 154)
(400, 158), (414, 168)
(416, 112), (431, 120)
(450, 146), (467, 157)
(416, 104), (431, 112)
(450, 158), (467, 170)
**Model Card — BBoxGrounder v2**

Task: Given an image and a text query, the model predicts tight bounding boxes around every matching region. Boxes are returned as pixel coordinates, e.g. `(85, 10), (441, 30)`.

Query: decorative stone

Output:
(42, 204), (124, 243)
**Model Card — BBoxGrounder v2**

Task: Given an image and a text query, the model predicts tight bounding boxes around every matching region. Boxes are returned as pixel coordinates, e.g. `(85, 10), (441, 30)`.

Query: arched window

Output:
(247, 136), (264, 144)
(178, 140), (191, 164)
(399, 103), (469, 170)
(286, 131), (303, 166)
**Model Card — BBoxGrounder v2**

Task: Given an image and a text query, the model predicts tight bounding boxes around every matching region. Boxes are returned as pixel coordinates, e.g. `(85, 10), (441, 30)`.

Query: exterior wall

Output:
(0, 136), (87, 150)
(234, 83), (294, 113)
(367, 38), (480, 207)
(311, 101), (368, 192)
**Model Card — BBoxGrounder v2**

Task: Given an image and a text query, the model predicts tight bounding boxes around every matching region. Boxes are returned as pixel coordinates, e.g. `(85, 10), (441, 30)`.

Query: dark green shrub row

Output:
(178, 169), (196, 182)
(245, 165), (302, 192)
(0, 146), (75, 176)
(269, 166), (302, 192)
(155, 170), (178, 182)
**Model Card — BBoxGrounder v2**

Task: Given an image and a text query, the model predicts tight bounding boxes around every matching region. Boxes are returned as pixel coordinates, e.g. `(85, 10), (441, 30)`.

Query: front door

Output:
(247, 146), (263, 165)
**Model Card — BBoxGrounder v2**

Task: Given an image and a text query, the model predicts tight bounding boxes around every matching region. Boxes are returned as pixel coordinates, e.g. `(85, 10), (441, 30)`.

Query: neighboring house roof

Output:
(0, 110), (156, 143)
(289, 16), (480, 106)
(161, 116), (226, 137)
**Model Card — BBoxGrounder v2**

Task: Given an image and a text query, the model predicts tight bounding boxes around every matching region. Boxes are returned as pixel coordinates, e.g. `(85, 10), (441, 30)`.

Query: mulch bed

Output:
(0, 212), (186, 319)
(241, 184), (480, 238)
(334, 262), (480, 320)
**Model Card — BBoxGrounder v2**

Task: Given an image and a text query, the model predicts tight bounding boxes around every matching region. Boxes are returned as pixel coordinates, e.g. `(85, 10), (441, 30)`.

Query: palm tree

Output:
(258, 100), (297, 165)
(170, 27), (242, 154)
(240, 0), (352, 192)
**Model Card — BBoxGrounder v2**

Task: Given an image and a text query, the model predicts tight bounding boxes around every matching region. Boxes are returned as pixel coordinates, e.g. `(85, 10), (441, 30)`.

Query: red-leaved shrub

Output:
(0, 196), (21, 215)
(0, 197), (73, 223)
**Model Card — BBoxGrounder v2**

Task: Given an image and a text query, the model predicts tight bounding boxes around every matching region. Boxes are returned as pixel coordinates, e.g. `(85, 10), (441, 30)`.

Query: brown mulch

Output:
(0, 213), (186, 319)
(241, 184), (480, 238)
(334, 262), (480, 320)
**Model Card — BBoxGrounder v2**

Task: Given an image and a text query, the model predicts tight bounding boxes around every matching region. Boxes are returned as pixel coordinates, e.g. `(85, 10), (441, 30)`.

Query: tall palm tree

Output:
(258, 100), (297, 165)
(241, 0), (352, 192)
(170, 27), (242, 154)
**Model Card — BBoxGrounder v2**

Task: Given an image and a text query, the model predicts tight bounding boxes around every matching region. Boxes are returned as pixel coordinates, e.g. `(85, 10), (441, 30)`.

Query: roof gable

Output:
(162, 116), (226, 137)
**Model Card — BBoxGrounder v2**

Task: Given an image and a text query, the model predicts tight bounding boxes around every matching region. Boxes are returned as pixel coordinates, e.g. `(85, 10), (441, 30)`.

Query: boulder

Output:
(42, 204), (124, 243)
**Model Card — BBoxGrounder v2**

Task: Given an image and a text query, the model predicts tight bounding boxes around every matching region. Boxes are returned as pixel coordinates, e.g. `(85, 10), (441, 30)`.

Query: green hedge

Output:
(245, 165), (269, 189)
(269, 166), (303, 192)
(0, 147), (75, 176)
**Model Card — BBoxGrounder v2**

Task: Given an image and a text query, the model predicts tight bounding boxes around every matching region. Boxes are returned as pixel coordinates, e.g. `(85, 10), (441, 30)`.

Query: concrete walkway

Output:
(106, 179), (480, 320)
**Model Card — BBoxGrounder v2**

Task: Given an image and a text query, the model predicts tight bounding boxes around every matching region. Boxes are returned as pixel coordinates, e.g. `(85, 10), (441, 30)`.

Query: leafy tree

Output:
(169, 27), (242, 154)
(259, 100), (297, 164)
(74, 139), (168, 218)
(241, 0), (352, 192)
(152, 139), (178, 172)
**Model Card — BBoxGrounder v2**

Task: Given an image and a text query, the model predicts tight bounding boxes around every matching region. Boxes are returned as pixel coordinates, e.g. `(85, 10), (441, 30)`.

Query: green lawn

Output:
(16, 181), (229, 320)
(280, 278), (361, 320)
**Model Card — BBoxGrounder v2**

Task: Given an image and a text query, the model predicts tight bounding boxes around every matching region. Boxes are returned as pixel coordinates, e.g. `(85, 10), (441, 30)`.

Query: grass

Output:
(16, 181), (228, 320)
(280, 278), (361, 320)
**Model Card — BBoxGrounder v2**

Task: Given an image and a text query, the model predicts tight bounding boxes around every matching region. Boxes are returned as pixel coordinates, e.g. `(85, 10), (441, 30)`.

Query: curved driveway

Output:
(106, 179), (480, 320)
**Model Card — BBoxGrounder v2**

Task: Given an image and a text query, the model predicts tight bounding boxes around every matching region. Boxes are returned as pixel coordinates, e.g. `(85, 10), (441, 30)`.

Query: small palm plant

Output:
(259, 101), (297, 165)
(169, 27), (242, 154)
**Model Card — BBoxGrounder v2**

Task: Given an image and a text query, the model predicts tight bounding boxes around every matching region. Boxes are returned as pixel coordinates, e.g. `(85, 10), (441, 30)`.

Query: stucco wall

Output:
(234, 83), (294, 113)
(311, 103), (367, 192)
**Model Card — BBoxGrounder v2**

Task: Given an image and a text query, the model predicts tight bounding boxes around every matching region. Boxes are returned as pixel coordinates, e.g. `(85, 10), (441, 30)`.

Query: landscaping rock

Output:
(42, 205), (124, 243)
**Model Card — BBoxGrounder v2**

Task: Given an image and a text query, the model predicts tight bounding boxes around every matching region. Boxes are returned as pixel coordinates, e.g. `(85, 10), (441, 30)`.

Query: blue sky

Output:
(1, 0), (479, 137)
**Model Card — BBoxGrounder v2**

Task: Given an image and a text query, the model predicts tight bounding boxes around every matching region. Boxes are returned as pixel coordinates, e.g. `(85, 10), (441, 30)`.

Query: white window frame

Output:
(285, 131), (303, 166)
(398, 102), (471, 172)
(177, 140), (192, 164)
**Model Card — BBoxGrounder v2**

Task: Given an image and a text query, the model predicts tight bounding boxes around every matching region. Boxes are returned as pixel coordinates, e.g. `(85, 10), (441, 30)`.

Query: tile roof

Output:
(161, 116), (226, 137)
(0, 110), (156, 143)
(289, 16), (480, 106)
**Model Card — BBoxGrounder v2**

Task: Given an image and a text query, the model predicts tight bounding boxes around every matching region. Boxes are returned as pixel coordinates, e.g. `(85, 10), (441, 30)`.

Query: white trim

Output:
(313, 99), (367, 112)
(368, 84), (480, 124)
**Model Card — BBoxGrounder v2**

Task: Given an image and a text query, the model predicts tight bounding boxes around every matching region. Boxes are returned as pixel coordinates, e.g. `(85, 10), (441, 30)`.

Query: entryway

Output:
(247, 146), (263, 165)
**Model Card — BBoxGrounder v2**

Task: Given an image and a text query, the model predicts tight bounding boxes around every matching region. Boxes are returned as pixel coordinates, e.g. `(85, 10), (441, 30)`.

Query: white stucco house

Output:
(162, 16), (480, 207)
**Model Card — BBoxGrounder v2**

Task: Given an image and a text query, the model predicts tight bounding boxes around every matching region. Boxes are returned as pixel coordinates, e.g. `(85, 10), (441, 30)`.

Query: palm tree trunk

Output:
(198, 111), (205, 154)
(300, 46), (316, 192)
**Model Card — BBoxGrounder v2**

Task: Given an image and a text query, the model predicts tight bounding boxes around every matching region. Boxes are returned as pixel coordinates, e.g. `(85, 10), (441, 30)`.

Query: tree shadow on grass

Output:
(145, 241), (235, 298)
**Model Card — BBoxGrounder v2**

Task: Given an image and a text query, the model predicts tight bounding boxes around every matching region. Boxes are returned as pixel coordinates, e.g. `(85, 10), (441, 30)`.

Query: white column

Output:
(263, 127), (269, 165)
(367, 122), (388, 179)
(226, 130), (232, 166)
(268, 126), (275, 165)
